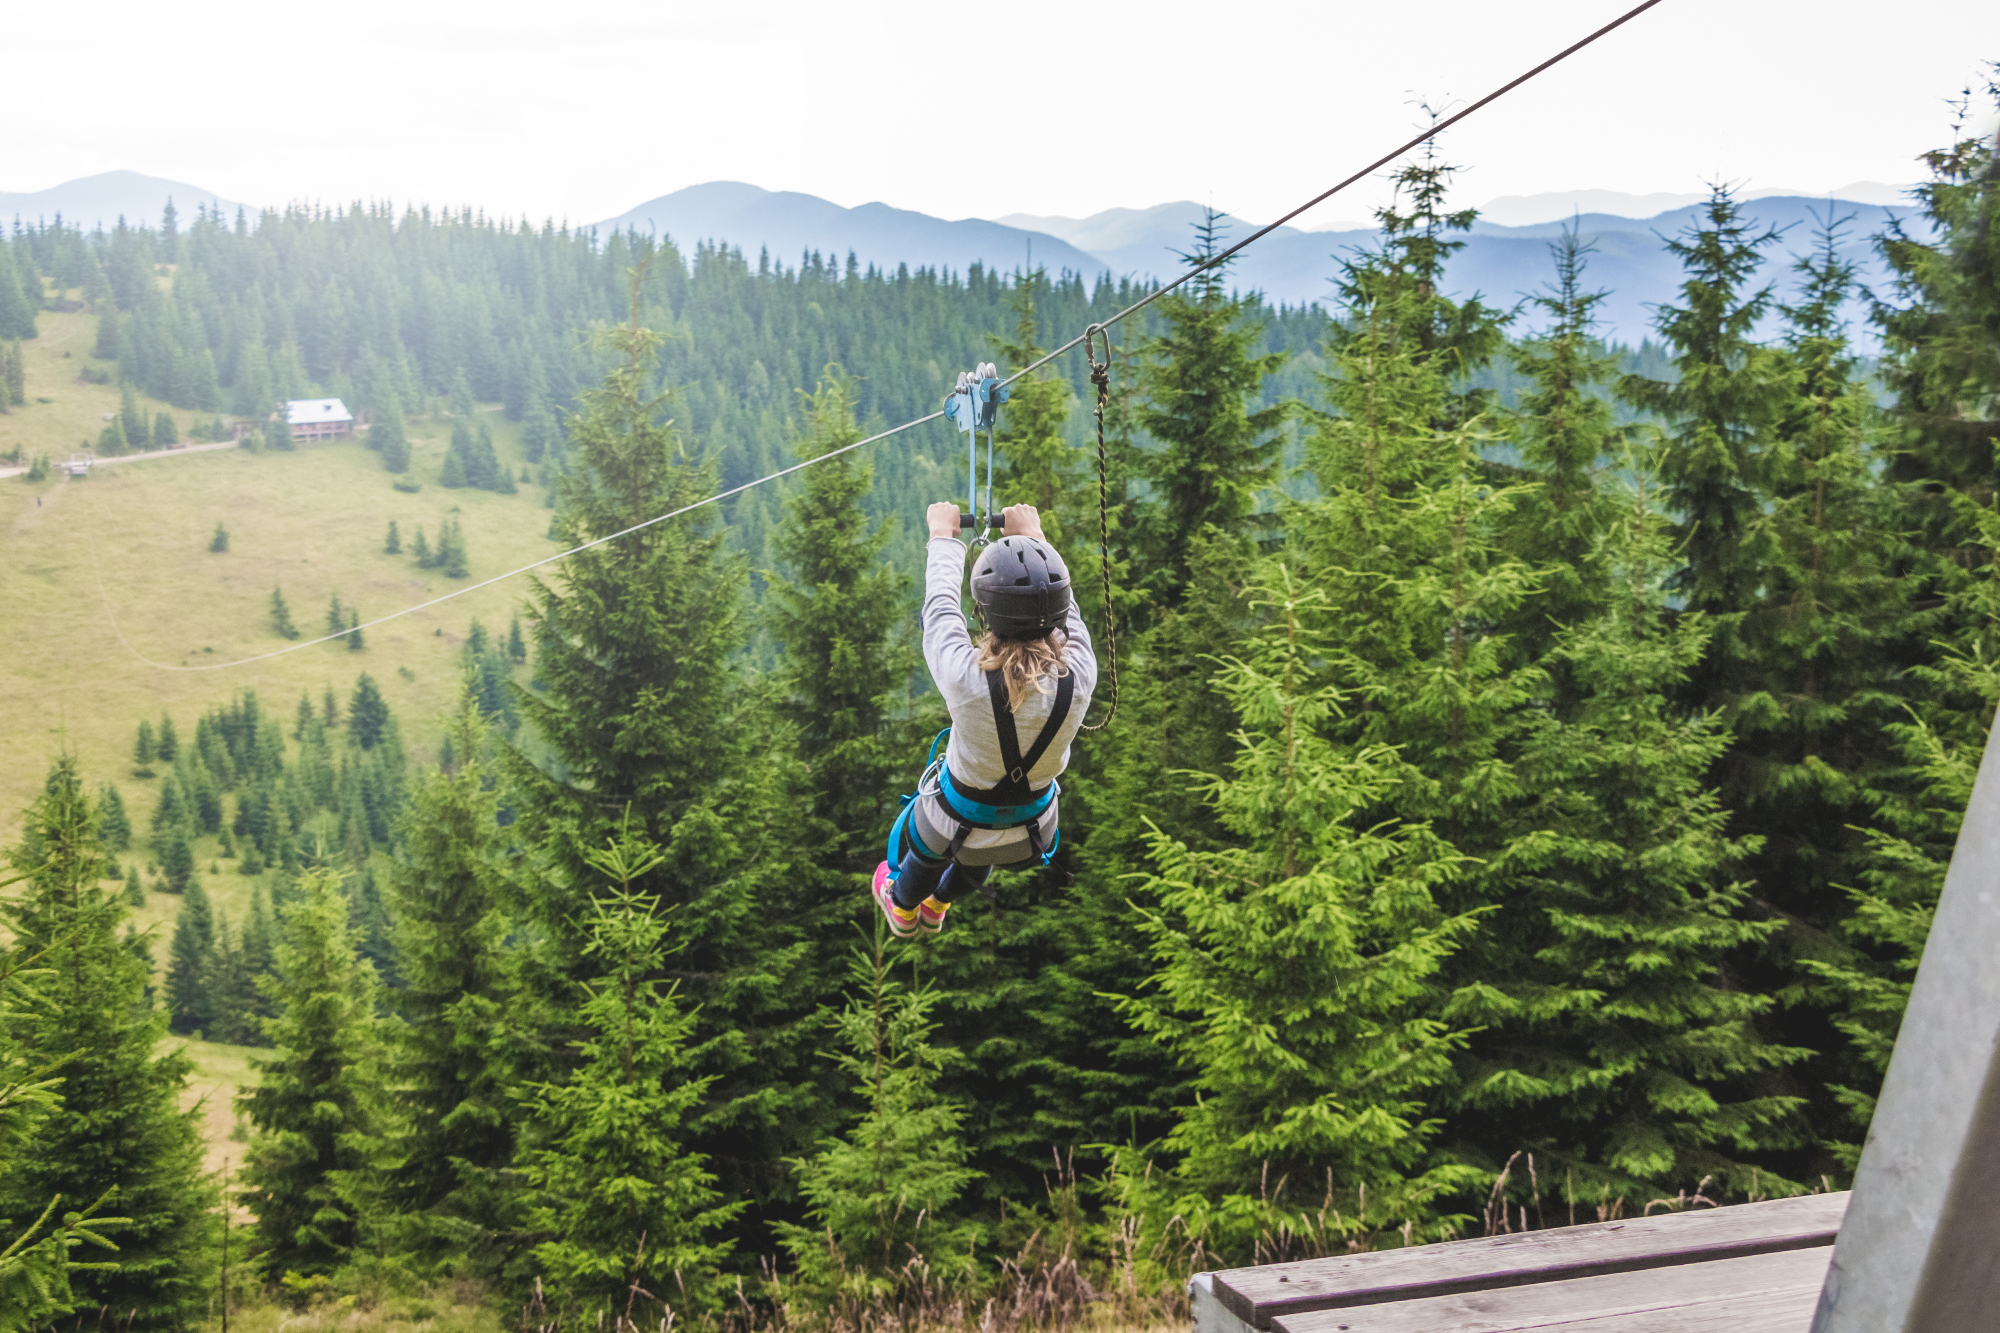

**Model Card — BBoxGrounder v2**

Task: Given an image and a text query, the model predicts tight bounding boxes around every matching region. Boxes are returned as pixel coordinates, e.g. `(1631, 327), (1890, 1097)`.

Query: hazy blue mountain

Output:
(595, 181), (1104, 279)
(0, 170), (253, 231)
(1474, 182), (1909, 226)
(1009, 194), (1916, 342)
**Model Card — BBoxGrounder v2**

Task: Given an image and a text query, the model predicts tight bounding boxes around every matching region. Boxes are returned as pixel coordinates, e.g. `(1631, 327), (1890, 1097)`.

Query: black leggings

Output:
(891, 848), (993, 910)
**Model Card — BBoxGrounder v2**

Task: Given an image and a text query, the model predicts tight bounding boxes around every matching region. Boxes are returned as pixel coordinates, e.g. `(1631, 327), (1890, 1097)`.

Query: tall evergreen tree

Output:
(163, 877), (216, 1034)
(0, 241), (37, 339)
(1505, 227), (1621, 651)
(96, 782), (132, 852)
(766, 368), (906, 869)
(774, 931), (980, 1289)
(381, 691), (521, 1268)
(1450, 459), (1811, 1192)
(990, 269), (1080, 546)
(502, 275), (809, 1227)
(271, 584), (299, 639)
(237, 867), (388, 1277)
(1619, 183), (1790, 645)
(349, 674), (390, 750)
(374, 400), (411, 473)
(1115, 567), (1482, 1258)
(0, 757), (214, 1325)
(1128, 211), (1286, 610)
(519, 818), (738, 1316)
(1806, 84), (2000, 1160)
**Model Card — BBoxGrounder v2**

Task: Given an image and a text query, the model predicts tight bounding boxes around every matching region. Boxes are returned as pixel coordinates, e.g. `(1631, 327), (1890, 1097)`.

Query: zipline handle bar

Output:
(959, 511), (1004, 531)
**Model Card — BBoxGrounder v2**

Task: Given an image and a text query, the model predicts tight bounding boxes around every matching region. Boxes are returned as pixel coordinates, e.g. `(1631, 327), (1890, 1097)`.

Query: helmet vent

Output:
(1015, 576), (1032, 585)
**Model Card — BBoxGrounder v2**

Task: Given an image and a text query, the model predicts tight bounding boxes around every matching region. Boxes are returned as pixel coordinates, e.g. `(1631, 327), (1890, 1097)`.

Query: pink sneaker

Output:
(917, 897), (950, 934)
(872, 862), (918, 939)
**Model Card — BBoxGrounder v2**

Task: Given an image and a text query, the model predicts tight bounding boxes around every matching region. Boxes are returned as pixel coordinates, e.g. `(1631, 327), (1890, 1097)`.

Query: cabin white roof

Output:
(285, 398), (352, 426)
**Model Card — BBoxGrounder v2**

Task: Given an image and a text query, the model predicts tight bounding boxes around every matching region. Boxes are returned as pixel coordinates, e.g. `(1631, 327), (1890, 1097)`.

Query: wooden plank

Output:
(1210, 1192), (1846, 1327)
(1275, 1246), (1828, 1333)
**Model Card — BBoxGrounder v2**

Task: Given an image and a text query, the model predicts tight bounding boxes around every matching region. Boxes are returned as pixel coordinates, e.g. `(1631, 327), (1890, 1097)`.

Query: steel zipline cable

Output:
(100, 0), (1664, 674)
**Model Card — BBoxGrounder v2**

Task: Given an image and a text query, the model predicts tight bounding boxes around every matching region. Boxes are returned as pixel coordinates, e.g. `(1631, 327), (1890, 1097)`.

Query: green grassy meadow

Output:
(3, 311), (560, 840)
(175, 1036), (263, 1187)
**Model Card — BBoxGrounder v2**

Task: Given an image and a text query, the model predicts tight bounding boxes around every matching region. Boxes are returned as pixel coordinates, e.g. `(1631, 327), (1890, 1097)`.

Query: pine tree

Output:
(503, 278), (804, 1221)
(382, 692), (522, 1269)
(0, 757), (215, 1324)
(1450, 458), (1810, 1193)
(1129, 210), (1286, 611)
(522, 391), (556, 464)
(156, 713), (177, 763)
(775, 930), (980, 1289)
(271, 584), (300, 639)
(96, 782), (132, 852)
(124, 863), (145, 906)
(384, 520), (401, 554)
(1877, 83), (2000, 551)
(438, 516), (469, 578)
(133, 718), (156, 769)
(439, 444), (468, 488)
(3, 340), (26, 407)
(506, 615), (526, 662)
(1806, 91), (2000, 1160)
(349, 674), (390, 749)
(209, 521), (229, 552)
(347, 608), (364, 651)
(238, 867), (388, 1277)
(374, 401), (411, 473)
(412, 525), (433, 568)
(767, 368), (906, 868)
(477, 420), (513, 493)
(159, 834), (195, 895)
(266, 410), (294, 451)
(327, 593), (346, 638)
(206, 915), (262, 1046)
(1114, 566), (1482, 1258)
(520, 817), (738, 1316)
(1619, 183), (1789, 645)
(150, 770), (189, 836)
(990, 270), (1079, 545)
(164, 877), (217, 1034)
(0, 241), (37, 339)
(1725, 216), (1906, 938)
(153, 413), (178, 448)
(1505, 227), (1621, 650)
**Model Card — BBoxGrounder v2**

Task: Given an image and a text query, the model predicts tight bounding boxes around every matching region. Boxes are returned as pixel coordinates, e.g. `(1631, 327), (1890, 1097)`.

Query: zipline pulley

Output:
(944, 362), (1009, 539)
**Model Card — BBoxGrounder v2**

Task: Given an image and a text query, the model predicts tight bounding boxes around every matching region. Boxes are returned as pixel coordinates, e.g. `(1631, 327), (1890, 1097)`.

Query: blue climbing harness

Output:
(887, 667), (1074, 877)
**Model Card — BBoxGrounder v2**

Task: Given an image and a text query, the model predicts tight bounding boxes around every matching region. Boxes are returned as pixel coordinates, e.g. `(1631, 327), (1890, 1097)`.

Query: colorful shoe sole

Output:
(872, 862), (918, 939)
(918, 897), (949, 934)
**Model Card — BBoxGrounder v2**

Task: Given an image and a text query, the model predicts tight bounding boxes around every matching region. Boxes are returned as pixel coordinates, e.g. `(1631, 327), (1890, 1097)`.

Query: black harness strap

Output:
(981, 669), (1074, 803)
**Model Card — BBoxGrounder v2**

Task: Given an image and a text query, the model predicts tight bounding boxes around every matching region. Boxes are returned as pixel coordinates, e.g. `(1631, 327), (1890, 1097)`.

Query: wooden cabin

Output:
(284, 398), (353, 443)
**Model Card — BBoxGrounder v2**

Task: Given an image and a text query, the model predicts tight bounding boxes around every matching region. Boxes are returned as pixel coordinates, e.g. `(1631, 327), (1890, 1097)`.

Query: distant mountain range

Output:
(597, 181), (1103, 280)
(0, 169), (252, 230)
(5, 172), (1920, 343)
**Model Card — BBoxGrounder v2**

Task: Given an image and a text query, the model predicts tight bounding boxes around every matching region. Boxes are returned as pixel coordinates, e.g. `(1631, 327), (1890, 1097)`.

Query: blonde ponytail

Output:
(976, 629), (1070, 712)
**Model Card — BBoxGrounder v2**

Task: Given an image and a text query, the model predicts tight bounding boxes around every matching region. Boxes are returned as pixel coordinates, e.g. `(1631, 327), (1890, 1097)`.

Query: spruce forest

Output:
(3, 79), (1999, 1333)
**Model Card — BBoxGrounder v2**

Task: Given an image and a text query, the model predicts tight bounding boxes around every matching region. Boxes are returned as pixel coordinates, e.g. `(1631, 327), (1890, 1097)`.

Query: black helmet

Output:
(971, 536), (1072, 639)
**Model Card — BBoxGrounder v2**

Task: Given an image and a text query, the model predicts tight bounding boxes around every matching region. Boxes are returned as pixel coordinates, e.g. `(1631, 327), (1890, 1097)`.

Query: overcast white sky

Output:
(12, 0), (1997, 226)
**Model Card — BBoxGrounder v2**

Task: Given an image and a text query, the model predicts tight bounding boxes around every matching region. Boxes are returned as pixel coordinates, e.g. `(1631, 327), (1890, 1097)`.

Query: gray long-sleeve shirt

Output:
(922, 536), (1097, 793)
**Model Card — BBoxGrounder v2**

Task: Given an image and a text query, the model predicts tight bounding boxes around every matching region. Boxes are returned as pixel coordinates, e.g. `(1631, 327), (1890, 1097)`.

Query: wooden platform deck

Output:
(1191, 1192), (1847, 1333)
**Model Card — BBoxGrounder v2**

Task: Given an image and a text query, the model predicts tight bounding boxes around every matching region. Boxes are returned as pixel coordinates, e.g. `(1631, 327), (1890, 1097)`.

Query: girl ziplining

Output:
(873, 500), (1097, 937)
